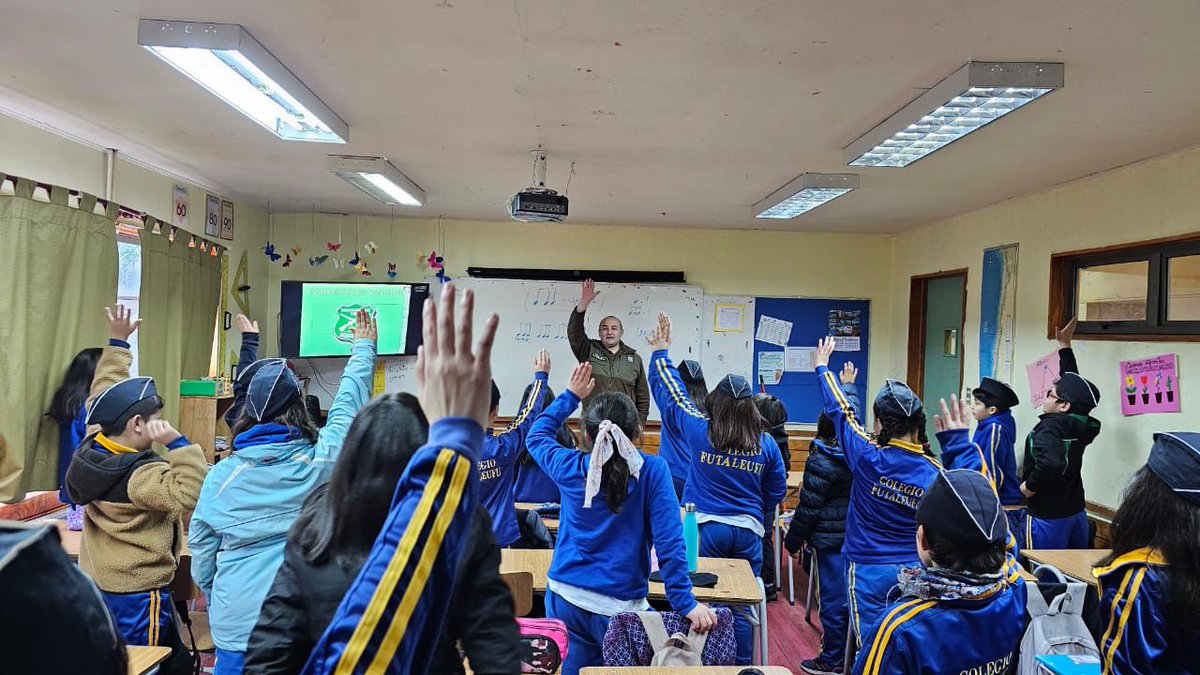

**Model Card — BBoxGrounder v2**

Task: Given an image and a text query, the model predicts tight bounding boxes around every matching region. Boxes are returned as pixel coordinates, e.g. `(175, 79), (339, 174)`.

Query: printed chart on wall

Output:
(979, 244), (1018, 383)
(1120, 354), (1180, 416)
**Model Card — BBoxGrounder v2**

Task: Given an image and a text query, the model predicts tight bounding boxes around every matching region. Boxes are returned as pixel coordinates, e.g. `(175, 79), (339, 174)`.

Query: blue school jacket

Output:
(816, 365), (942, 564)
(302, 418), (484, 675)
(514, 458), (561, 504)
(525, 390), (698, 615)
(1095, 548), (1198, 675)
(853, 575), (1028, 675)
(975, 411), (1022, 506)
(57, 403), (87, 504)
(649, 350), (788, 535)
(189, 339), (375, 652)
(480, 371), (549, 547)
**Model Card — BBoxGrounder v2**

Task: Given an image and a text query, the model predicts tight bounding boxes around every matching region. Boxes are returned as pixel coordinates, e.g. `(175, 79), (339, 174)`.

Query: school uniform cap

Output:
(874, 379), (922, 418)
(1055, 372), (1101, 412)
(715, 374), (752, 400)
(86, 377), (162, 427)
(973, 377), (1020, 410)
(1148, 432), (1200, 506)
(916, 469), (1007, 548)
(236, 357), (278, 384)
(246, 359), (303, 422)
(680, 360), (704, 381)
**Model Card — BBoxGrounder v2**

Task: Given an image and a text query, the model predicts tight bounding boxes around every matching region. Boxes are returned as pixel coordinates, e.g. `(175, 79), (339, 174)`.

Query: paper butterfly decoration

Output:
(355, 260), (371, 276)
(364, 241), (378, 254)
(387, 262), (397, 279)
(263, 243), (282, 262)
(426, 251), (444, 270)
(291, 245), (302, 256)
(348, 252), (361, 267)
(327, 242), (342, 252)
(309, 255), (329, 267)
(282, 254), (292, 268)
(332, 257), (346, 269)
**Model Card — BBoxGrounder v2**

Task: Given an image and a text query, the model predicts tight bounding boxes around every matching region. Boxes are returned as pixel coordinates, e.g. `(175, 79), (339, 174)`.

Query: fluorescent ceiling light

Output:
(329, 156), (426, 207)
(844, 62), (1064, 168)
(753, 173), (859, 219)
(138, 19), (348, 143)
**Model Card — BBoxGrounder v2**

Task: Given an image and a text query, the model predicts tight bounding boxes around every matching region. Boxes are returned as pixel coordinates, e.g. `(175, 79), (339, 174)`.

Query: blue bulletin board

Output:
(752, 297), (870, 424)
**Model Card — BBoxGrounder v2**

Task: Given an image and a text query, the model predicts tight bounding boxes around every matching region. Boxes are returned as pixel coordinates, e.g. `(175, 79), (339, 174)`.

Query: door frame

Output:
(906, 268), (969, 400)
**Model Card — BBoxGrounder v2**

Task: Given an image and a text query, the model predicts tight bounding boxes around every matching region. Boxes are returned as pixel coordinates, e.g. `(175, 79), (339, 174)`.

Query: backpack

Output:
(601, 608), (737, 666)
(516, 617), (569, 674)
(1017, 565), (1100, 675)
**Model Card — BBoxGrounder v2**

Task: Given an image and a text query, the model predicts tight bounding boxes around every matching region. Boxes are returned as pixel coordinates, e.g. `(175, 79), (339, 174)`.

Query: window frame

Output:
(1049, 233), (1200, 341)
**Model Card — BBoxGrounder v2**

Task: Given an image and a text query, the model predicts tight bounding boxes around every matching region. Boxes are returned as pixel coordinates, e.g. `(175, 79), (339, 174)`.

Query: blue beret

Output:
(680, 360), (704, 381)
(715, 374), (753, 400)
(974, 377), (1020, 410)
(917, 469), (1007, 547)
(1055, 372), (1100, 411)
(1148, 432), (1200, 506)
(86, 377), (162, 427)
(246, 360), (302, 422)
(875, 379), (923, 418)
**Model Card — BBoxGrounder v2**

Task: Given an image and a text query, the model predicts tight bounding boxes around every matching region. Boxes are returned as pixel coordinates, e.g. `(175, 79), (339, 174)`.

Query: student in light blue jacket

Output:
(189, 310), (377, 675)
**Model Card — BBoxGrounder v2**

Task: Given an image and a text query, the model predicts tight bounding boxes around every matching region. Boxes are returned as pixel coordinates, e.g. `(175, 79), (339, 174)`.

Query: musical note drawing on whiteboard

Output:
(513, 323), (532, 343)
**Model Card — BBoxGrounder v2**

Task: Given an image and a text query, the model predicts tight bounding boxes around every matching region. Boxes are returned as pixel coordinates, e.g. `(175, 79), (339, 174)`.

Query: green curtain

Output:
(138, 225), (222, 425)
(0, 176), (117, 502)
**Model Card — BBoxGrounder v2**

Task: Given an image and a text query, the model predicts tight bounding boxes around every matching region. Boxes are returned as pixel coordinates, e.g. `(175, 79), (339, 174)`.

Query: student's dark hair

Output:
(680, 368), (710, 416)
(874, 405), (929, 448)
(973, 390), (999, 411)
(48, 348), (103, 423)
(583, 392), (640, 514)
(230, 397), (319, 444)
(704, 389), (764, 455)
(293, 393), (429, 568)
(753, 394), (787, 429)
(814, 412), (836, 444)
(1098, 467), (1200, 633)
(518, 383), (577, 466)
(924, 528), (1007, 575)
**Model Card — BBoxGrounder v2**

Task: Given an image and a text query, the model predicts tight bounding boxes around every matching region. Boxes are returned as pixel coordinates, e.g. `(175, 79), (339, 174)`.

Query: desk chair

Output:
(502, 571), (534, 618)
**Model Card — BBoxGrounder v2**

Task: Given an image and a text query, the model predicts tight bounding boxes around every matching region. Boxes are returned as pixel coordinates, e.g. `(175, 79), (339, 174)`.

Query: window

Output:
(117, 236), (142, 375)
(1049, 234), (1200, 339)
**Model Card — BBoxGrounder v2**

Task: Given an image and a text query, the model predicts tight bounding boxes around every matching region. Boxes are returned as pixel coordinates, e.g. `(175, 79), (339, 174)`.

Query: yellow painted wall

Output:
(889, 144), (1200, 507)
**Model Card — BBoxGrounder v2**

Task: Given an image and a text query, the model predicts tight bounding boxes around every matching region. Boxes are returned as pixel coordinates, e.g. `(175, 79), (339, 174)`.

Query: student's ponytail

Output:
(874, 408), (927, 448)
(601, 454), (632, 514)
(584, 392), (641, 514)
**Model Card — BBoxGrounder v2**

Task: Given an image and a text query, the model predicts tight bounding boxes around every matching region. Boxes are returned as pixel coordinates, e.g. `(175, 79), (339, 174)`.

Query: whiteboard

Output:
(701, 295), (756, 386)
(436, 278), (704, 420)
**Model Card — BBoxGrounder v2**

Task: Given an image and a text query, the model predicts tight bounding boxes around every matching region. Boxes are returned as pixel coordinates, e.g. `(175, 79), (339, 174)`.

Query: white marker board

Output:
(701, 295), (756, 387)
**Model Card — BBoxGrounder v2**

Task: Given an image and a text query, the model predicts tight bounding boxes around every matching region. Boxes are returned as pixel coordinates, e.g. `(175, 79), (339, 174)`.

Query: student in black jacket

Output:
(754, 393), (791, 601)
(244, 393), (520, 675)
(784, 363), (858, 675)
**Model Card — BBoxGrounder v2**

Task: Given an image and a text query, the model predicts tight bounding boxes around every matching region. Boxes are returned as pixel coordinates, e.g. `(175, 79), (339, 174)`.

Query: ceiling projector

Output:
(510, 150), (569, 223)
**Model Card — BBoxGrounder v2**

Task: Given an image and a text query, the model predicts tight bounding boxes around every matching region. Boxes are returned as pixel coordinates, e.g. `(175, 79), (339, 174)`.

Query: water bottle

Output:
(683, 502), (699, 574)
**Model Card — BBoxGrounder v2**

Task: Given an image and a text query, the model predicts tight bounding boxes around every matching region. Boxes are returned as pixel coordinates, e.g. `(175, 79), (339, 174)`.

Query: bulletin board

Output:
(752, 296), (871, 424)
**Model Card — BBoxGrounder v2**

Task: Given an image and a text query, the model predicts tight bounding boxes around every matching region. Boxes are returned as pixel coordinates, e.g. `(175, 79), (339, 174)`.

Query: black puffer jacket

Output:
(784, 439), (852, 553)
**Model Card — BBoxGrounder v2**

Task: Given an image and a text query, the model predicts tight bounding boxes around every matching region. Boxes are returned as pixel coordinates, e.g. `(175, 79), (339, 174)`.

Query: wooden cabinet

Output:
(178, 395), (234, 463)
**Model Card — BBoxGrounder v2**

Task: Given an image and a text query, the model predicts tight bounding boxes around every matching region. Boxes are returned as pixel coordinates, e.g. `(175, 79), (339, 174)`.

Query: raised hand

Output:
(1056, 316), (1078, 349)
(105, 304), (142, 341)
(840, 361), (858, 385)
(352, 309), (378, 342)
(145, 419), (182, 446)
(686, 603), (719, 633)
(647, 312), (672, 350)
(567, 362), (596, 400)
(235, 314), (259, 334)
(534, 349), (551, 374)
(814, 337), (837, 369)
(415, 283), (500, 428)
(578, 278), (600, 310)
(935, 395), (972, 432)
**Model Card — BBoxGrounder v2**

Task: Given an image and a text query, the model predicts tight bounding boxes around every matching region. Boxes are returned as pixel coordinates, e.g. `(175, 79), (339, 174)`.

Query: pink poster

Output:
(1025, 350), (1060, 409)
(1120, 354), (1180, 416)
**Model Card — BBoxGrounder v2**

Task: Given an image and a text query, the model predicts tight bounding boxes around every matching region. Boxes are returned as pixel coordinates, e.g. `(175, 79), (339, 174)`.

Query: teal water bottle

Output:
(683, 502), (699, 574)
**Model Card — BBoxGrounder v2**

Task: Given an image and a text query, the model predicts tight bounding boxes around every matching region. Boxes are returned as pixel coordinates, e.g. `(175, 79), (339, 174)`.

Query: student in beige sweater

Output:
(65, 305), (208, 675)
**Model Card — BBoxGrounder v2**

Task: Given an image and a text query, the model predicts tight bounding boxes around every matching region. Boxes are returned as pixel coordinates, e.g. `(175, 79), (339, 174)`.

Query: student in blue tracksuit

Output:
(527, 362), (718, 675)
(658, 359), (708, 499)
(47, 346), (102, 528)
(812, 337), (942, 652)
(853, 468), (1027, 675)
(480, 349), (551, 547)
(1092, 432), (1200, 675)
(648, 313), (787, 665)
(189, 310), (377, 674)
(514, 381), (570, 505)
(224, 314), (263, 430)
(1021, 318), (1102, 550)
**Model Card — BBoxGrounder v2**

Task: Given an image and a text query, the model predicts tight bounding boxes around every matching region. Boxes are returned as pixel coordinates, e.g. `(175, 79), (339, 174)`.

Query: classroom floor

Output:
(766, 565), (826, 670)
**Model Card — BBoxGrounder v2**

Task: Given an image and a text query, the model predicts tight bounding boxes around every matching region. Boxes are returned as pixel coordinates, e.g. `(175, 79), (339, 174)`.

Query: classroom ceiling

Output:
(2, 1), (1200, 233)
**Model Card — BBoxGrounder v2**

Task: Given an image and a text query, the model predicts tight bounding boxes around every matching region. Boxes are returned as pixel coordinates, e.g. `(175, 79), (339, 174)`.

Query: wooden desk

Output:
(50, 520), (196, 600)
(583, 662), (796, 667)
(1024, 549), (1110, 588)
(127, 646), (171, 674)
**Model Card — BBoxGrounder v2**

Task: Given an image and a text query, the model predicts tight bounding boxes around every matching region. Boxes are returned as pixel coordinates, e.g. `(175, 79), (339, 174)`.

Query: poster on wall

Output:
(1120, 354), (1180, 416)
(1025, 350), (1060, 408)
(758, 351), (784, 385)
(220, 199), (235, 240)
(205, 195), (221, 237)
(828, 309), (862, 351)
(979, 244), (1018, 382)
(172, 185), (189, 228)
